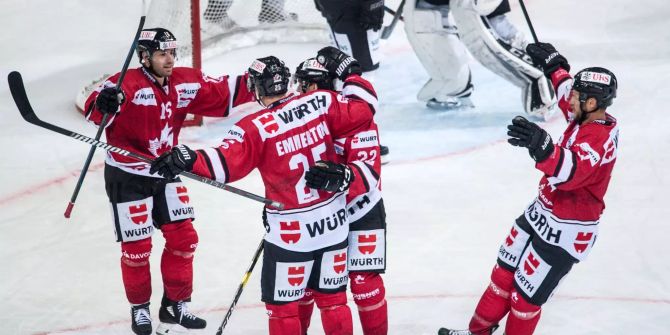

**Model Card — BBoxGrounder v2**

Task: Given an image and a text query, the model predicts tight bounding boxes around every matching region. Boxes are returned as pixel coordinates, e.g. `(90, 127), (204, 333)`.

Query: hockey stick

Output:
(381, 1), (406, 40)
(7, 71), (284, 210)
(216, 239), (264, 335)
(64, 16), (146, 219)
(518, 0), (539, 43)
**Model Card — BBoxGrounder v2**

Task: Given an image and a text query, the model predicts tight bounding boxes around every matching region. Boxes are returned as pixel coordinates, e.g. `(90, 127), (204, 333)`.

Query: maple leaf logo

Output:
(148, 124), (174, 157)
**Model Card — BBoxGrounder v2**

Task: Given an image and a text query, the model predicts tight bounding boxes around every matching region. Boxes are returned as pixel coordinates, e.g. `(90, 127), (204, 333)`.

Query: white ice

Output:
(1, 0), (669, 334)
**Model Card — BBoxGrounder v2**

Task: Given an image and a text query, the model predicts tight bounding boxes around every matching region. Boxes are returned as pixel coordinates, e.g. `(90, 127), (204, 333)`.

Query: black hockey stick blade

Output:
(7, 71), (284, 210)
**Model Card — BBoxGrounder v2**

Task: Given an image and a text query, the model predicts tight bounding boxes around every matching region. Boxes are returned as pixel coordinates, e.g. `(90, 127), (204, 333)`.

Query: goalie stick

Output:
(382, 1), (406, 40)
(7, 71), (284, 210)
(64, 15), (146, 219)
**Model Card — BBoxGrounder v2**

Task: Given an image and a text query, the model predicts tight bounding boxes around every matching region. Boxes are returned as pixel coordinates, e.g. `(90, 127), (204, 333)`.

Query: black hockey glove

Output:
(526, 42), (570, 76)
(316, 46), (363, 80)
(359, 0), (385, 31)
(149, 144), (197, 179)
(507, 116), (554, 163)
(95, 87), (125, 114)
(305, 160), (354, 193)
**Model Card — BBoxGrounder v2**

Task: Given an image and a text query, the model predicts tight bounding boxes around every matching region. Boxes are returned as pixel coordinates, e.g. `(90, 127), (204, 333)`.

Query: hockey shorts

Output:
(348, 199), (386, 273)
(104, 164), (195, 243)
(496, 214), (574, 305)
(261, 238), (349, 304)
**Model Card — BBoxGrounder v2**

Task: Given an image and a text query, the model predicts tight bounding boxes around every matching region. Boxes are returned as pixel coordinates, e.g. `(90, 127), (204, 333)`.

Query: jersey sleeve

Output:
(189, 119), (262, 184)
(187, 71), (255, 117)
(535, 128), (609, 191)
(550, 68), (575, 123)
(326, 75), (377, 139)
(340, 125), (382, 198)
(84, 73), (127, 128)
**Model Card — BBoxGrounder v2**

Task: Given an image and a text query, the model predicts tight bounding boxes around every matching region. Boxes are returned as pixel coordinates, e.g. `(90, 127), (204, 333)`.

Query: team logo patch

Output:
(176, 186), (189, 204)
(574, 232), (594, 253)
(280, 221), (301, 244)
(287, 266), (305, 286)
(351, 130), (379, 149)
(255, 113), (279, 134)
(333, 253), (347, 274)
(524, 252), (541, 276)
(358, 234), (377, 254)
(128, 203), (149, 225)
(506, 227), (519, 247)
(132, 87), (157, 106)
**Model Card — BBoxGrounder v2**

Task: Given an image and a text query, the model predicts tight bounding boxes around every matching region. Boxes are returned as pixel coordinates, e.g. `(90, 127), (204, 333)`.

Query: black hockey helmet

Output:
(247, 56), (291, 98)
(293, 57), (336, 92)
(136, 28), (178, 64)
(572, 67), (617, 109)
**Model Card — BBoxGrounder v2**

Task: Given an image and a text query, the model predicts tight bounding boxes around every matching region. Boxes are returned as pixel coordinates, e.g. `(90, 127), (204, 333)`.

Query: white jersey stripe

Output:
(547, 148), (574, 186)
(203, 148), (227, 183)
(342, 85), (378, 111)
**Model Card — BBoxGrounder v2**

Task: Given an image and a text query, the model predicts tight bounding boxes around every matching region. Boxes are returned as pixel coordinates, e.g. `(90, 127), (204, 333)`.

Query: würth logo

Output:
(258, 113), (279, 134)
(129, 203), (149, 225)
(573, 232), (594, 253)
(524, 252), (540, 276)
(333, 253), (347, 274)
(176, 186), (189, 204)
(287, 266), (305, 286)
(506, 227), (519, 247)
(358, 234), (377, 254)
(280, 221), (301, 244)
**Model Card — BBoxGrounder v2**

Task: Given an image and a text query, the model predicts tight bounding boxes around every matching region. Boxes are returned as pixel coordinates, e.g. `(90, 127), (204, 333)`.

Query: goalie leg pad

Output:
(404, 0), (472, 102)
(120, 238), (153, 304)
(266, 302), (302, 335)
(450, 0), (556, 116)
(160, 219), (198, 302)
(313, 290), (354, 335)
(469, 264), (514, 333)
(505, 289), (542, 335)
(350, 272), (388, 335)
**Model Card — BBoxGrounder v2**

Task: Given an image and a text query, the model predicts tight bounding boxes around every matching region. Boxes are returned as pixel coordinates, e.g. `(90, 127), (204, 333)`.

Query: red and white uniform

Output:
(85, 67), (254, 177)
(524, 68), (619, 261)
(190, 75), (379, 252)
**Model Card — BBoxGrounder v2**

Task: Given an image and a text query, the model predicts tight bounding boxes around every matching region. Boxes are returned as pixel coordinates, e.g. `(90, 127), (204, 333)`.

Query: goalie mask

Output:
(293, 58), (336, 93)
(136, 28), (178, 65)
(573, 67), (617, 109)
(247, 56), (291, 99)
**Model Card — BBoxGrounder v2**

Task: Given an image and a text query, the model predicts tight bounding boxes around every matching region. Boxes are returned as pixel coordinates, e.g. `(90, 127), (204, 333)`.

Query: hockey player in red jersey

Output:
(292, 58), (388, 335)
(149, 47), (381, 335)
(439, 42), (619, 335)
(84, 28), (254, 335)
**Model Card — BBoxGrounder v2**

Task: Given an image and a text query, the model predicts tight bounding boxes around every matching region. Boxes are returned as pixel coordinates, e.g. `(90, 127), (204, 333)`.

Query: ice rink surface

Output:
(1, 0), (669, 334)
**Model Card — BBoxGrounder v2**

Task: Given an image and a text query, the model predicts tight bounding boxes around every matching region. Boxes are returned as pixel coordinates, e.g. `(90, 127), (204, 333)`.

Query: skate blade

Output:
(155, 322), (191, 335)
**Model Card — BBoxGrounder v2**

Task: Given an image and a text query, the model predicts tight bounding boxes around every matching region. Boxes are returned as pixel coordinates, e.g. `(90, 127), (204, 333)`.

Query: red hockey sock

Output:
(160, 220), (198, 301)
(313, 291), (353, 335)
(266, 302), (301, 335)
(350, 272), (388, 335)
(469, 265), (515, 334)
(505, 290), (541, 335)
(120, 238), (153, 304)
(298, 289), (315, 334)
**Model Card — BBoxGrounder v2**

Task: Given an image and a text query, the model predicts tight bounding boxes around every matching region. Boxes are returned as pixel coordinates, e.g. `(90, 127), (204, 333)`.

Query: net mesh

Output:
(145, 0), (330, 67)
